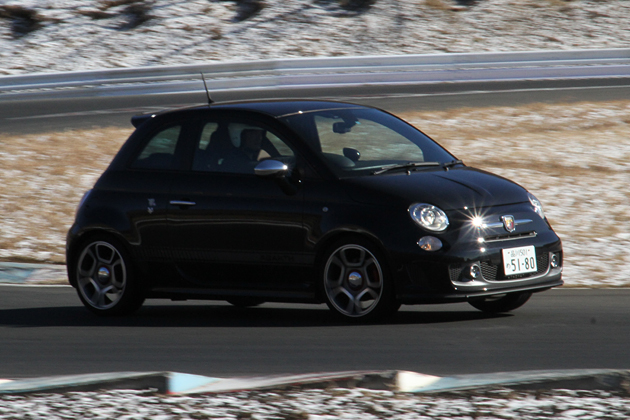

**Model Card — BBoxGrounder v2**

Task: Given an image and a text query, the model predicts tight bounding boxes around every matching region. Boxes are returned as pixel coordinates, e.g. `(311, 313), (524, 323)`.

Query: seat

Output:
(194, 124), (235, 171)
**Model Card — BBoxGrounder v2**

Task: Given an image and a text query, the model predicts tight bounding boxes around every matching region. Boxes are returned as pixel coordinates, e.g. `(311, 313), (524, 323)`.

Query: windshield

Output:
(280, 107), (456, 177)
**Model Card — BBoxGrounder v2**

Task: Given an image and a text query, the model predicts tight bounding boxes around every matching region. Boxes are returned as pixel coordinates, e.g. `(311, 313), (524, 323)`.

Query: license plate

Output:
(502, 245), (537, 276)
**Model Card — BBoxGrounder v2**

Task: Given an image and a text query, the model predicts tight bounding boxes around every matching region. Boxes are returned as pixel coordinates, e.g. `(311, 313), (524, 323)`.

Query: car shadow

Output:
(0, 303), (510, 328)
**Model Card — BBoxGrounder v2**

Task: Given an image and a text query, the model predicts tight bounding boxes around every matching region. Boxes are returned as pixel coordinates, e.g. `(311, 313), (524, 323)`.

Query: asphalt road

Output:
(0, 286), (628, 379)
(2, 78), (630, 134)
(2, 78), (630, 380)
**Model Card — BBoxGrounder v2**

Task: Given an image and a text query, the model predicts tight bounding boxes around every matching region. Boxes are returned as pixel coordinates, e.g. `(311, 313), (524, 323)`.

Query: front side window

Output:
(192, 120), (295, 175)
(132, 125), (182, 170)
(281, 108), (455, 177)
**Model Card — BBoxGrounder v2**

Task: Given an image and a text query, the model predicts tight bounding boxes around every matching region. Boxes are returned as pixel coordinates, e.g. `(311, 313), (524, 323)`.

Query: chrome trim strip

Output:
(480, 219), (532, 229)
(170, 200), (196, 206)
(483, 231), (537, 243)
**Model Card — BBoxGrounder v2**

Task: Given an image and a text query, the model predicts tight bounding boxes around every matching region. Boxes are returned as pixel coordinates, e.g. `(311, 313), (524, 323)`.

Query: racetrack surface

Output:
(1, 286), (628, 380)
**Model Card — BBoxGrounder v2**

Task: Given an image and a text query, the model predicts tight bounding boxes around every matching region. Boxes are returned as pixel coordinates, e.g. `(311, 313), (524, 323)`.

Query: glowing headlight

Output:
(528, 192), (545, 220)
(409, 203), (449, 232)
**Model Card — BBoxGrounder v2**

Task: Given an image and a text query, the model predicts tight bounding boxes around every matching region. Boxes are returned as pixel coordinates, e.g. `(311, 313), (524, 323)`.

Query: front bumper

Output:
(389, 205), (563, 304)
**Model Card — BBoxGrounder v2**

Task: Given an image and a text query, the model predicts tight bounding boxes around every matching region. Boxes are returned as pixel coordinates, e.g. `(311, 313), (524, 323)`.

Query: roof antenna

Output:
(201, 72), (214, 106)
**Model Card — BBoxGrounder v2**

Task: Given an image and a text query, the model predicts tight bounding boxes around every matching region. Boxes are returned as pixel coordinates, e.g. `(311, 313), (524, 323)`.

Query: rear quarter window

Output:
(131, 125), (181, 170)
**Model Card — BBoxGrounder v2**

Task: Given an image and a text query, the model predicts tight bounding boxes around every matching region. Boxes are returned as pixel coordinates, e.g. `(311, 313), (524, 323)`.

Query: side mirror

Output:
(254, 159), (289, 177)
(343, 147), (361, 162)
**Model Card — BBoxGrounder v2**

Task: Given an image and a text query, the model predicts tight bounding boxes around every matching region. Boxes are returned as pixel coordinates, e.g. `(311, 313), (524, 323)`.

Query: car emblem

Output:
(501, 215), (516, 233)
(148, 198), (156, 214)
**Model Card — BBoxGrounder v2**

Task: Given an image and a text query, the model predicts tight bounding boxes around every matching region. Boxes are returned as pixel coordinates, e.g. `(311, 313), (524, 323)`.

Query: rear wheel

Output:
(74, 237), (144, 316)
(321, 237), (396, 321)
(468, 292), (532, 313)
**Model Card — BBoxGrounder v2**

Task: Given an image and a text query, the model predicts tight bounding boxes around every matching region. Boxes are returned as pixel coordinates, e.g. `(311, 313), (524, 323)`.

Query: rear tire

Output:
(468, 292), (532, 313)
(320, 237), (396, 322)
(73, 236), (144, 316)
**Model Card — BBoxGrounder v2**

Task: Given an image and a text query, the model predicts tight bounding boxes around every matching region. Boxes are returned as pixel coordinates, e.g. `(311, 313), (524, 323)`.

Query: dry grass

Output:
(423, 0), (453, 11)
(1, 101), (629, 286)
(0, 127), (131, 263)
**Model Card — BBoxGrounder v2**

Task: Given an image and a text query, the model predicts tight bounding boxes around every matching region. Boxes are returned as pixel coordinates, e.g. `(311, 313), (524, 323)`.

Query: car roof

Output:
(131, 99), (368, 127)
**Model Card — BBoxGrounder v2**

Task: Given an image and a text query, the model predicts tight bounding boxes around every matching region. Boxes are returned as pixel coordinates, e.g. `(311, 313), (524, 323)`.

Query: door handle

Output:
(170, 200), (196, 207)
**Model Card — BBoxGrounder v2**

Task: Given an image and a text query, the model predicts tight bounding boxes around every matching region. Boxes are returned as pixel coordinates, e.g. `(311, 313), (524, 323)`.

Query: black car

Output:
(66, 99), (563, 320)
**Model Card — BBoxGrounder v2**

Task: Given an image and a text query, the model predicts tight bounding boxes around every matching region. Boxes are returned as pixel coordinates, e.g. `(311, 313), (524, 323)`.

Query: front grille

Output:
(449, 251), (549, 283)
(448, 265), (464, 282)
(480, 262), (498, 280)
(489, 251), (549, 281)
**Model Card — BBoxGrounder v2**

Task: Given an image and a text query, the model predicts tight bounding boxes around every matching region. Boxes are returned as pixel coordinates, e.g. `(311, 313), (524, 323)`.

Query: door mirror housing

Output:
(343, 147), (361, 162)
(255, 159), (289, 178)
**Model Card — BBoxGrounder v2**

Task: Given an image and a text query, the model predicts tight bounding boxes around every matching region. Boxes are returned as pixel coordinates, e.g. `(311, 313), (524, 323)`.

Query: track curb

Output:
(0, 369), (628, 395)
(0, 262), (67, 285)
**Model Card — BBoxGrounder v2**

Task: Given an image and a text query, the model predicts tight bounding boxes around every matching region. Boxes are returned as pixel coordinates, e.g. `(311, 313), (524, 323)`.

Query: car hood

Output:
(342, 167), (528, 210)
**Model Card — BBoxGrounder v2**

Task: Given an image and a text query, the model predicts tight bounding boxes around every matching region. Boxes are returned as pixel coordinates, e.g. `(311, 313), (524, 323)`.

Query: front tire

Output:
(468, 292), (532, 313)
(226, 298), (264, 308)
(73, 237), (144, 316)
(321, 237), (396, 321)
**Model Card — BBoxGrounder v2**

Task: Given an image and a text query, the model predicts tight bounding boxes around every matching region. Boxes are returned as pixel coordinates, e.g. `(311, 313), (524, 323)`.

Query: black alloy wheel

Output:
(321, 237), (396, 321)
(74, 237), (144, 315)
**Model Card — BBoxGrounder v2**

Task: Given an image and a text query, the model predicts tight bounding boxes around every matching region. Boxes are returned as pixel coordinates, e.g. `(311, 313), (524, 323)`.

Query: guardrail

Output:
(1, 48), (629, 99)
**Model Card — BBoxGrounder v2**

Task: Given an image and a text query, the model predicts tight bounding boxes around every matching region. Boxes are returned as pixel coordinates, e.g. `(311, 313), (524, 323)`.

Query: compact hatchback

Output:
(67, 100), (563, 320)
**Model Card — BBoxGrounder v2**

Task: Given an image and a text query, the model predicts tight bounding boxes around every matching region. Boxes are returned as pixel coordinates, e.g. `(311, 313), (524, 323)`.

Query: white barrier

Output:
(1, 48), (629, 99)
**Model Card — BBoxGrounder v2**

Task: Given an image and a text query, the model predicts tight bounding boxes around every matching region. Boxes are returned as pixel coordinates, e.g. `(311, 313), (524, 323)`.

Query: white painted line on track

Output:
(0, 283), (71, 288)
(349, 83), (630, 100)
(5, 104), (201, 121)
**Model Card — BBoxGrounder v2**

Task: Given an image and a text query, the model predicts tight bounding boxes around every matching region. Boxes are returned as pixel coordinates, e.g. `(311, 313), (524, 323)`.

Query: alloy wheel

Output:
(76, 241), (127, 310)
(323, 244), (384, 318)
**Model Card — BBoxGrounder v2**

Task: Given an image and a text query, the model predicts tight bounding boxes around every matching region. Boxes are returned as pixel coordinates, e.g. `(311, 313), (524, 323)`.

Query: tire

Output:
(73, 236), (144, 316)
(468, 291), (532, 313)
(226, 298), (264, 308)
(321, 237), (396, 321)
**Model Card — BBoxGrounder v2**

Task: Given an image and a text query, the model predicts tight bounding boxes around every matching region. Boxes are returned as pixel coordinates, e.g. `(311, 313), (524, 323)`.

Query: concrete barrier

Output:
(1, 48), (629, 100)
(0, 262), (67, 285)
(1, 369), (629, 395)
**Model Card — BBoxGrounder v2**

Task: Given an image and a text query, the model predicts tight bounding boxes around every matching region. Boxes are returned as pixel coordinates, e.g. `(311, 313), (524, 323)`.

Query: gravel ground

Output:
(1, 388), (630, 419)
(0, 0), (629, 75)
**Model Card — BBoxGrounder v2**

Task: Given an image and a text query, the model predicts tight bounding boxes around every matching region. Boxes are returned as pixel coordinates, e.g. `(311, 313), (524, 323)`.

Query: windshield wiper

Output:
(372, 161), (440, 175)
(442, 160), (464, 170)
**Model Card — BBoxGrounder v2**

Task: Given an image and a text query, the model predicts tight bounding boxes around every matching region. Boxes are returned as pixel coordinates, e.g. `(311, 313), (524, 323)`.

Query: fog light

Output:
(550, 253), (560, 268)
(469, 264), (481, 279)
(418, 236), (443, 251)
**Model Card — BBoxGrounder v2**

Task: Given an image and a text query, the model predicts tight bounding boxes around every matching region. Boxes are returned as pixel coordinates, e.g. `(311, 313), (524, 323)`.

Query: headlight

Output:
(409, 203), (449, 232)
(528, 192), (545, 220)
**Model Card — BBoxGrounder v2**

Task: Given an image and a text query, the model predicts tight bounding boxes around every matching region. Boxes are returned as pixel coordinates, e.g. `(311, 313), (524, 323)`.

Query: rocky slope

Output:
(0, 0), (628, 75)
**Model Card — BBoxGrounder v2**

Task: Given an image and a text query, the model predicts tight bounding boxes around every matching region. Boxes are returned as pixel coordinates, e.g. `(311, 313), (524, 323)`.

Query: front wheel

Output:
(73, 237), (144, 316)
(468, 292), (532, 313)
(321, 238), (396, 321)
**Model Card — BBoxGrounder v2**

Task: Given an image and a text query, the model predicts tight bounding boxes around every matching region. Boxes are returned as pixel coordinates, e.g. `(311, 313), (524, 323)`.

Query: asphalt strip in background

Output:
(2, 263), (627, 396)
